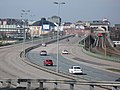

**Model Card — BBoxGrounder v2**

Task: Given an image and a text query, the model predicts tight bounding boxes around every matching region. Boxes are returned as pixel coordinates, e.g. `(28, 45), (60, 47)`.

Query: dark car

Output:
(43, 59), (53, 66)
(115, 78), (120, 81)
(40, 50), (47, 56)
(66, 39), (69, 42)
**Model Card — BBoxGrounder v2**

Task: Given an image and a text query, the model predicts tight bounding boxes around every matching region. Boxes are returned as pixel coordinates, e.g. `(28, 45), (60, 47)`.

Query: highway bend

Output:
(0, 39), (92, 90)
(0, 36), (119, 89)
(0, 42), (71, 79)
(27, 36), (120, 81)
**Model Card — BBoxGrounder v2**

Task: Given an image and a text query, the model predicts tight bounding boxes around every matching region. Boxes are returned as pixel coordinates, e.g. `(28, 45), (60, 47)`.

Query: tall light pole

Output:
(54, 1), (65, 73)
(30, 15), (35, 44)
(21, 10), (30, 58)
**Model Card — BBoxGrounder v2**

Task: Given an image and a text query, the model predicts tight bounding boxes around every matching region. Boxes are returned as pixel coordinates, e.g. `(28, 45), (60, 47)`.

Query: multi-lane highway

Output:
(0, 40), (70, 80)
(0, 36), (120, 90)
(27, 36), (120, 81)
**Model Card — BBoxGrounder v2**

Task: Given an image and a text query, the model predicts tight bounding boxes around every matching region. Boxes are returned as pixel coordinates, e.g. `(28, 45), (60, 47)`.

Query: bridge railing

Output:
(0, 79), (120, 90)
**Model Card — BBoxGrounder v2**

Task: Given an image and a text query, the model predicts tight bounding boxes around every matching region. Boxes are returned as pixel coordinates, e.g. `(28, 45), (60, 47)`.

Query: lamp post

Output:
(21, 10), (30, 58)
(104, 33), (107, 56)
(54, 1), (65, 73)
(30, 15), (35, 44)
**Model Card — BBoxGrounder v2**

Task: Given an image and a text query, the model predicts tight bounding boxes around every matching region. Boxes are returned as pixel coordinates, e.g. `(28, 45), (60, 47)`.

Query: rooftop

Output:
(31, 18), (55, 26)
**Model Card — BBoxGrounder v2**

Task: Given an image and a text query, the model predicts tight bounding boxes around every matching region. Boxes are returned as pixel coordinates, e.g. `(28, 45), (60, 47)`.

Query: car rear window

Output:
(74, 67), (80, 69)
(41, 50), (47, 52)
(46, 60), (52, 62)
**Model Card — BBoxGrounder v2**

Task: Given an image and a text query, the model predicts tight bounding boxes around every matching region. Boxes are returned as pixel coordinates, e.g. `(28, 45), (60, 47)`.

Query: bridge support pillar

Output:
(0, 81), (3, 87)
(70, 83), (74, 90)
(27, 81), (31, 89)
(90, 84), (94, 90)
(6, 80), (11, 88)
(39, 82), (43, 89)
(112, 86), (117, 90)
(16, 81), (20, 87)
(54, 82), (58, 89)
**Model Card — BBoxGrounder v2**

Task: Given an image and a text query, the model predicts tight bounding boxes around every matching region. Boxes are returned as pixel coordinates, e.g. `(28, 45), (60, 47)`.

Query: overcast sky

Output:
(0, 0), (120, 24)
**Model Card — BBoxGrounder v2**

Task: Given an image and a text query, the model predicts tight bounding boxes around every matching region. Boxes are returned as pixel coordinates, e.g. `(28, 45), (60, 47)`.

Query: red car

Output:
(43, 59), (53, 66)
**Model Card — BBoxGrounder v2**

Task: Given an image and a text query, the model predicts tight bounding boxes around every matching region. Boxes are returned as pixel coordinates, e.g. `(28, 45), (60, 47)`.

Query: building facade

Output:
(0, 18), (29, 40)
(30, 18), (56, 37)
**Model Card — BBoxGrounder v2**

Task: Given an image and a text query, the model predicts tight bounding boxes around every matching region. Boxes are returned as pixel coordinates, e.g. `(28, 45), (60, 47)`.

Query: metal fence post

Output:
(70, 83), (74, 90)
(112, 86), (117, 90)
(90, 84), (94, 90)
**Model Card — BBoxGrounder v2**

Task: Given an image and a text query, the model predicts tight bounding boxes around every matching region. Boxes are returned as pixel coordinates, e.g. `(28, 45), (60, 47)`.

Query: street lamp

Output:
(30, 15), (35, 44)
(21, 10), (30, 58)
(54, 1), (65, 73)
(53, 2), (65, 25)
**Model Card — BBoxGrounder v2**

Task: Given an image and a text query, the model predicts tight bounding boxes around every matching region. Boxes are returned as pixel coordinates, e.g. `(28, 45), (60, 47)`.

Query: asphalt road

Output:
(0, 38), (94, 90)
(0, 40), (70, 79)
(27, 36), (120, 81)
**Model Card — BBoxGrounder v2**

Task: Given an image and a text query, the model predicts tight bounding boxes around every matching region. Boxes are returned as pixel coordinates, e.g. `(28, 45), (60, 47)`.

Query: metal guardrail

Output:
(22, 35), (74, 55)
(82, 47), (120, 63)
(0, 79), (120, 90)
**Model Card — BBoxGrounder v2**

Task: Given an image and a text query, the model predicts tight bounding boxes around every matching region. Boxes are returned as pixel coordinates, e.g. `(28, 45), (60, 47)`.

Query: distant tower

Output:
(102, 18), (110, 26)
(102, 18), (108, 22)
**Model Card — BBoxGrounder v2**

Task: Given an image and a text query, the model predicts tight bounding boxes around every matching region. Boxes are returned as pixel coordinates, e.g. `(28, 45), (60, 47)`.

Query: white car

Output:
(62, 50), (69, 54)
(40, 50), (47, 56)
(69, 66), (83, 74)
(42, 43), (47, 47)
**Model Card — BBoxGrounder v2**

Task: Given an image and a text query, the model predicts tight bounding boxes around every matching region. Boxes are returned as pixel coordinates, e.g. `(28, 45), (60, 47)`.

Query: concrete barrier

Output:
(0, 79), (120, 90)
